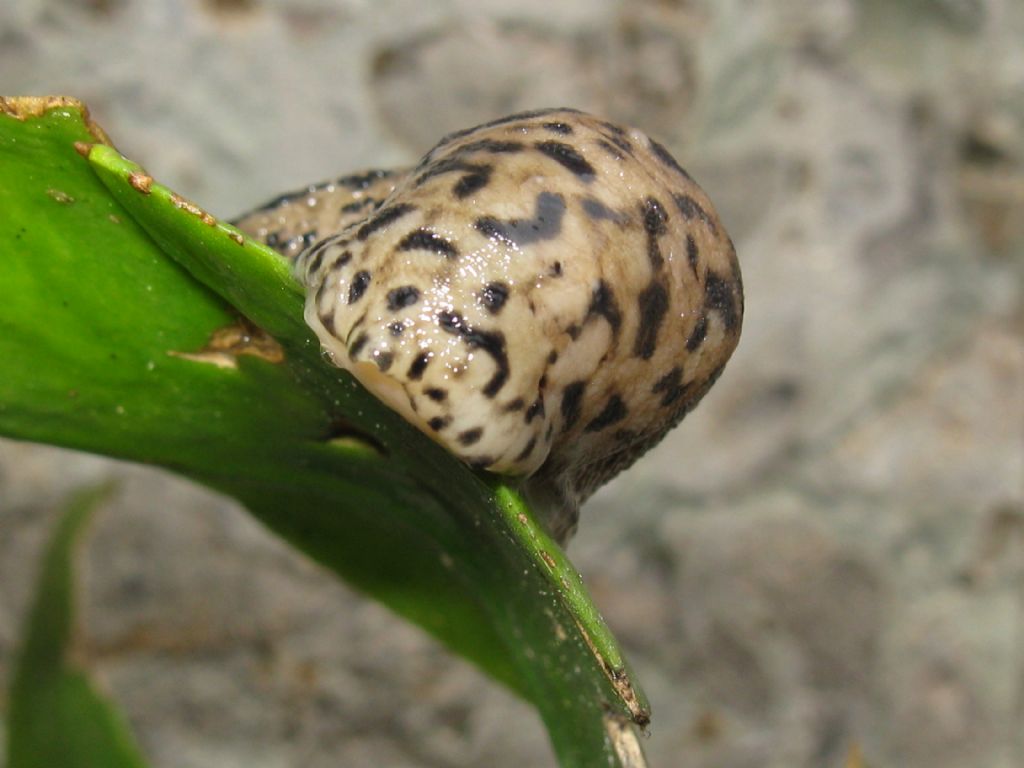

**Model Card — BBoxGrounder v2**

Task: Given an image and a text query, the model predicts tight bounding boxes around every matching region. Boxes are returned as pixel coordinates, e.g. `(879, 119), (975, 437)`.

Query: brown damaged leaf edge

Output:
(574, 618), (649, 728)
(128, 171), (153, 195)
(169, 318), (285, 369)
(118, 158), (246, 246)
(0, 95), (114, 147)
(170, 193), (217, 227)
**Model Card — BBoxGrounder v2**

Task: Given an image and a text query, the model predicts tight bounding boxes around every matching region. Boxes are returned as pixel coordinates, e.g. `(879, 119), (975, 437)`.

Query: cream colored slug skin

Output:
(235, 108), (743, 541)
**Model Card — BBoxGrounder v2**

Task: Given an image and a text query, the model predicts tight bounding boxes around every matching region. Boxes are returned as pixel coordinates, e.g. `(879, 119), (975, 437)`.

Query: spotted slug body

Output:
(235, 108), (743, 541)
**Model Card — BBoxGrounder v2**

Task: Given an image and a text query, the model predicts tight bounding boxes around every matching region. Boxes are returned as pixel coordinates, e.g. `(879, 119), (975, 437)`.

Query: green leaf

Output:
(6, 483), (149, 768)
(0, 97), (649, 767)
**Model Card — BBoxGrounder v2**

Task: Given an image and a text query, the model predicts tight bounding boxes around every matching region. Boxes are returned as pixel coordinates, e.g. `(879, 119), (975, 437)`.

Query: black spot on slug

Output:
(437, 311), (510, 397)
(480, 281), (509, 314)
(474, 191), (566, 246)
(425, 387), (447, 402)
(587, 280), (622, 335)
(432, 108), (579, 151)
(542, 121), (573, 135)
(607, 135), (633, 154)
(525, 397), (545, 423)
(597, 139), (625, 160)
(407, 352), (430, 380)
(349, 331), (370, 358)
(319, 309), (336, 335)
(428, 416), (450, 431)
(305, 248), (326, 276)
(398, 228), (458, 258)
(585, 395), (627, 432)
(485, 107), (580, 125)
(357, 203), (415, 241)
(416, 157), (488, 190)
(600, 120), (627, 136)
(387, 321), (405, 337)
(649, 138), (692, 180)
(535, 141), (596, 178)
(582, 197), (628, 224)
(374, 351), (393, 372)
(634, 280), (669, 360)
(459, 139), (524, 154)
(387, 285), (420, 311)
(672, 193), (716, 234)
(338, 169), (395, 190)
(454, 166), (492, 198)
(475, 331), (509, 398)
(642, 197), (669, 269)
(643, 197), (668, 236)
(437, 310), (464, 336)
(560, 380), (587, 431)
(348, 271), (371, 304)
(705, 271), (739, 331)
(475, 217), (507, 243)
(244, 189), (305, 215)
(504, 398), (526, 412)
(687, 234), (699, 272)
(685, 315), (708, 352)
(514, 436), (538, 462)
(458, 428), (483, 446)
(341, 198), (375, 214)
(651, 366), (684, 407)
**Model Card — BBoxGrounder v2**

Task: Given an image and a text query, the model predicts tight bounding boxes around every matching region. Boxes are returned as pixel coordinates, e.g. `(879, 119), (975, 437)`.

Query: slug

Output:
(234, 108), (743, 542)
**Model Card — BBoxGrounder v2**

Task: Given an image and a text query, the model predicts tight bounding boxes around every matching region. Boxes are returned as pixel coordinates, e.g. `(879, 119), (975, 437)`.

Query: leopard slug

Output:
(234, 108), (743, 541)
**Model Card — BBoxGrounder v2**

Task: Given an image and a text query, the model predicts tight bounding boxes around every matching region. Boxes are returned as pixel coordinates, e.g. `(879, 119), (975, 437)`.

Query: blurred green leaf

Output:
(0, 98), (648, 767)
(6, 483), (149, 768)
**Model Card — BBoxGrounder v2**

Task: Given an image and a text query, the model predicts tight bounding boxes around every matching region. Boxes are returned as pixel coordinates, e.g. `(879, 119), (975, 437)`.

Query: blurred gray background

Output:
(1, 1), (1022, 766)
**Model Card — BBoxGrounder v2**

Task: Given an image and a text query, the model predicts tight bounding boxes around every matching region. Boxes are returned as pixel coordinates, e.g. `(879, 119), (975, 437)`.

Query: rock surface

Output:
(1, 1), (1021, 766)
